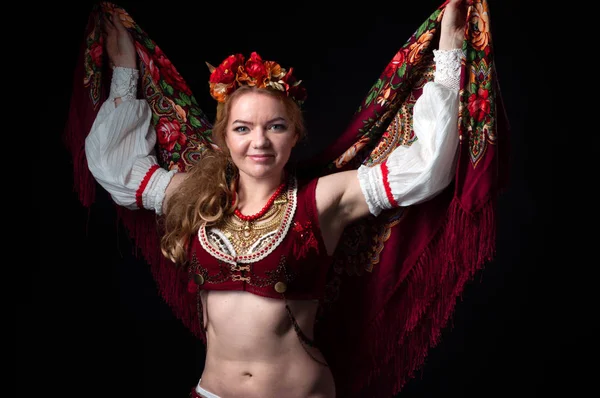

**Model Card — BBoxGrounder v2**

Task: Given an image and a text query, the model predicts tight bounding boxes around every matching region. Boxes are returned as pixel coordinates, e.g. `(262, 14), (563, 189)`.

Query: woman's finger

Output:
(101, 13), (115, 35)
(111, 10), (127, 32)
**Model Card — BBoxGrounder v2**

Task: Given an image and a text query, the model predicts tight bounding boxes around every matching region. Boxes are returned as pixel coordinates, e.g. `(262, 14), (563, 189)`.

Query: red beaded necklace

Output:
(233, 181), (287, 222)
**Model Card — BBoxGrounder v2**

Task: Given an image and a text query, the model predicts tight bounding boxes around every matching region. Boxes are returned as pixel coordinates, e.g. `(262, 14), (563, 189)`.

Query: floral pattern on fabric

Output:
(83, 2), (215, 173)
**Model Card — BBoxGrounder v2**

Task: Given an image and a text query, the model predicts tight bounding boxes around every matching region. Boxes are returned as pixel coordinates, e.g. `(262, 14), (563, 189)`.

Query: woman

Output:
(85, 0), (467, 396)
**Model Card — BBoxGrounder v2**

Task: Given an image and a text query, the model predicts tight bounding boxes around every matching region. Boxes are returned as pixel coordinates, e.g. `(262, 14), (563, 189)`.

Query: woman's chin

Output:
(239, 165), (285, 180)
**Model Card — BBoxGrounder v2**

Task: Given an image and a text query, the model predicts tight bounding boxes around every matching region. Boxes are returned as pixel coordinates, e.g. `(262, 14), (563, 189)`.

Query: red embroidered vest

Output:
(187, 175), (333, 301)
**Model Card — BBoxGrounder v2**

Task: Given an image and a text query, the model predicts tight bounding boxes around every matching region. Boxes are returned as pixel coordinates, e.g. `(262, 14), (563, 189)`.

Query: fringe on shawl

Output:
(115, 207), (206, 343)
(358, 196), (495, 396)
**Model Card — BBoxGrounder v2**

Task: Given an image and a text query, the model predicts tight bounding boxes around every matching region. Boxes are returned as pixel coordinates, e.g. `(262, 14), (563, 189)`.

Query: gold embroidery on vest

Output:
(218, 192), (288, 256)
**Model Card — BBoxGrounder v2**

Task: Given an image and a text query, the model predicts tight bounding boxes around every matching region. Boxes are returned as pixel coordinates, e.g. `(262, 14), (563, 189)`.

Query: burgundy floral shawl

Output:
(63, 1), (509, 396)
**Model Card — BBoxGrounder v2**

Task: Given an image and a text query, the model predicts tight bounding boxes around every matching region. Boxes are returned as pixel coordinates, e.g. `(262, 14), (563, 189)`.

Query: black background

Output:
(26, 1), (596, 397)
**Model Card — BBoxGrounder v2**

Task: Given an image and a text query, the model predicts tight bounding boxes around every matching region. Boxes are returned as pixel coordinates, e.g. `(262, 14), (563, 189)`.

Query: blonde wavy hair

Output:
(160, 86), (306, 266)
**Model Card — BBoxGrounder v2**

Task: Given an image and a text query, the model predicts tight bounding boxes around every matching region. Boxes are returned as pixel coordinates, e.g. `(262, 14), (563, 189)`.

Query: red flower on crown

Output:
(207, 52), (307, 106)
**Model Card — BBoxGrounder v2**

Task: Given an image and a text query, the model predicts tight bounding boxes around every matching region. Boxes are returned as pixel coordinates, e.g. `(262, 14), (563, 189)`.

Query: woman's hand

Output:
(102, 10), (137, 68)
(439, 0), (467, 50)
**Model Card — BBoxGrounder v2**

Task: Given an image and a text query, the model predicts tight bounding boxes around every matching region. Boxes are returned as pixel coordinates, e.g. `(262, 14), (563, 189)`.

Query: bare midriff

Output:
(197, 290), (336, 398)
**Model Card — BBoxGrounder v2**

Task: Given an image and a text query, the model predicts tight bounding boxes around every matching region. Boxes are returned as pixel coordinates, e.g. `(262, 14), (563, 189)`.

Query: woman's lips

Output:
(248, 155), (274, 162)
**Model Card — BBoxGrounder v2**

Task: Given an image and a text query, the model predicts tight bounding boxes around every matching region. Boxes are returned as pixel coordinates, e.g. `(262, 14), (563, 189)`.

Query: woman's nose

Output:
(252, 129), (271, 148)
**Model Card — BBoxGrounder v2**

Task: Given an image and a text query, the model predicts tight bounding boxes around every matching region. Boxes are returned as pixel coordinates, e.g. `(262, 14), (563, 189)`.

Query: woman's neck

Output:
(235, 172), (286, 214)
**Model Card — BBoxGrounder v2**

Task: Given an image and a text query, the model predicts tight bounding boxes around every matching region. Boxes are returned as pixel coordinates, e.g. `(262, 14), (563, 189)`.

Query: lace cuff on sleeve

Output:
(432, 48), (465, 91)
(109, 66), (139, 101)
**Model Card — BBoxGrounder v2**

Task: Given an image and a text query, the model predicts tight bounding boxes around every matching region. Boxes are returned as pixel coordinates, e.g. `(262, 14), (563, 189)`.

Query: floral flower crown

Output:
(207, 52), (307, 106)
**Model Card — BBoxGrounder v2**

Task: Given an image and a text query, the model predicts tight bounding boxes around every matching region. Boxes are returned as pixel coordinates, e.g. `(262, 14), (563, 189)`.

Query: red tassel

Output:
(115, 207), (206, 344)
(343, 196), (496, 397)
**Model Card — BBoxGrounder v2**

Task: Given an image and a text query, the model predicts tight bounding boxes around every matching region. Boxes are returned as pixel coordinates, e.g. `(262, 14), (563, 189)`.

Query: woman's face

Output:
(225, 91), (298, 181)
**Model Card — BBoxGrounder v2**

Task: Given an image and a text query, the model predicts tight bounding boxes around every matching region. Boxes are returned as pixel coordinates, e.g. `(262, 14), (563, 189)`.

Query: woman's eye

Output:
(269, 124), (287, 131)
(234, 126), (249, 133)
